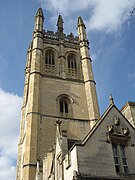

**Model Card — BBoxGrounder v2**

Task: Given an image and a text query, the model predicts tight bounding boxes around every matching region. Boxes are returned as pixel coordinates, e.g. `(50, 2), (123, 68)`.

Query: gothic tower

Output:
(16, 8), (100, 180)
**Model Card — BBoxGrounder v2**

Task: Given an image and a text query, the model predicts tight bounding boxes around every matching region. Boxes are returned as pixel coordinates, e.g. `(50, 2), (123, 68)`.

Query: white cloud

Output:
(0, 156), (16, 180)
(40, 0), (135, 33)
(40, 0), (92, 15)
(0, 88), (22, 136)
(0, 135), (19, 158)
(87, 0), (135, 33)
(0, 88), (22, 180)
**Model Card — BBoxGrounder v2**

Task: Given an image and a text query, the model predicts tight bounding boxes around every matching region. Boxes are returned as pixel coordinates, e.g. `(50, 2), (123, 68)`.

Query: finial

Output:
(56, 119), (62, 126)
(35, 7), (44, 18)
(56, 119), (62, 136)
(56, 119), (62, 130)
(36, 8), (44, 18)
(77, 16), (85, 27)
(110, 94), (114, 105)
(57, 14), (64, 33)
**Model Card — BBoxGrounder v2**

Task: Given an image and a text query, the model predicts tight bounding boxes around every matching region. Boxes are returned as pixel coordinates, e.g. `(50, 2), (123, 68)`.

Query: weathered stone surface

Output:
(16, 9), (100, 180)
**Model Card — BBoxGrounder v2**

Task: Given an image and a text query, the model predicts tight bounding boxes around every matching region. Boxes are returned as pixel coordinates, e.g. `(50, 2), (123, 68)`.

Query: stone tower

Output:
(16, 8), (100, 180)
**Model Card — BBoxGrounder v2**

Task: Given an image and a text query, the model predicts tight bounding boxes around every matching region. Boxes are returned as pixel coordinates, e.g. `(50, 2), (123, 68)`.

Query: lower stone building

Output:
(42, 100), (135, 180)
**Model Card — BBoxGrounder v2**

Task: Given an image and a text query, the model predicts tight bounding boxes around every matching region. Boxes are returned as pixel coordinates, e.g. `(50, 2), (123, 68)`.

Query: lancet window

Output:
(45, 49), (55, 74)
(59, 97), (69, 117)
(67, 54), (77, 78)
(57, 95), (73, 118)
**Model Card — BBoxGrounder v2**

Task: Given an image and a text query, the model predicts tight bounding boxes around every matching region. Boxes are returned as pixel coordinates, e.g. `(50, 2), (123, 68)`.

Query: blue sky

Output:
(0, 0), (135, 179)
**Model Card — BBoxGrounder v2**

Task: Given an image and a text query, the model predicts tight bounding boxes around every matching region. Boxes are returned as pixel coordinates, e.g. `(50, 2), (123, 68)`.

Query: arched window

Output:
(57, 94), (73, 118)
(59, 98), (69, 117)
(67, 54), (77, 77)
(45, 49), (55, 74)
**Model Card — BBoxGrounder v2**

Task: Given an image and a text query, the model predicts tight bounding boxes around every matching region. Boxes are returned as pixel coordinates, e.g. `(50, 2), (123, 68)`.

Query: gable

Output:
(81, 105), (135, 146)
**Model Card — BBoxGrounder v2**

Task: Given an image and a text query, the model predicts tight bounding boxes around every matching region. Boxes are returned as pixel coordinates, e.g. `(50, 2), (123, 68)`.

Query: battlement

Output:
(43, 30), (79, 43)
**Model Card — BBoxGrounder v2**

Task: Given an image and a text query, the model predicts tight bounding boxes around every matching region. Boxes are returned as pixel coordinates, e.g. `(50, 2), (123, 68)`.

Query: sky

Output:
(0, 0), (135, 179)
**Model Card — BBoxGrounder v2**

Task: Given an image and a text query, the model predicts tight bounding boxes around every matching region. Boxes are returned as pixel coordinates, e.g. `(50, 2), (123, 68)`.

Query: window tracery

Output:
(59, 97), (69, 117)
(112, 143), (128, 173)
(57, 95), (73, 118)
(45, 49), (55, 74)
(67, 54), (77, 78)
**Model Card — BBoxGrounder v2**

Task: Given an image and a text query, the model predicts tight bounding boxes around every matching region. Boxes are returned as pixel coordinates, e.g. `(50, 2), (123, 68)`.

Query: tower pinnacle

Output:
(77, 16), (87, 42)
(77, 16), (100, 128)
(77, 16), (85, 27)
(34, 8), (44, 32)
(36, 7), (44, 18)
(57, 14), (64, 34)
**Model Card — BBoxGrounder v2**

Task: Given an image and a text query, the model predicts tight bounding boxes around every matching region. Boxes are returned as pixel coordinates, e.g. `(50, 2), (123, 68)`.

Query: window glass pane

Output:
(112, 144), (118, 156)
(114, 157), (119, 165)
(45, 57), (48, 64)
(71, 61), (74, 68)
(52, 58), (54, 65)
(60, 100), (63, 112)
(124, 166), (128, 173)
(112, 143), (120, 172)
(68, 60), (70, 68)
(120, 145), (126, 157)
(115, 165), (120, 172)
(48, 58), (51, 64)
(65, 101), (68, 113)
(122, 158), (127, 165)
(74, 62), (77, 69)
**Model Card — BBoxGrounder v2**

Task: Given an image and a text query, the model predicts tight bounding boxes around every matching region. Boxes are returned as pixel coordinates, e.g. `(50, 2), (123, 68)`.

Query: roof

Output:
(121, 101), (135, 112)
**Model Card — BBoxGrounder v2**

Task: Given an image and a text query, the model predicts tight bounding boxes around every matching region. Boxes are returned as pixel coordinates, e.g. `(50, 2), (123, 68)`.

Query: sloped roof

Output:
(121, 101), (135, 111)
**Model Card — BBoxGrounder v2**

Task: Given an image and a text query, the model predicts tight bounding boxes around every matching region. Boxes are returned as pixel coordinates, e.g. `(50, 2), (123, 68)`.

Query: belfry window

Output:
(67, 54), (77, 77)
(45, 49), (55, 74)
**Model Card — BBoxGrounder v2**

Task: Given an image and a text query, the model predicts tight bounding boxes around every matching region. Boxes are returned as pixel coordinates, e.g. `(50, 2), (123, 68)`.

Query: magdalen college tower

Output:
(16, 7), (100, 180)
(16, 7), (135, 180)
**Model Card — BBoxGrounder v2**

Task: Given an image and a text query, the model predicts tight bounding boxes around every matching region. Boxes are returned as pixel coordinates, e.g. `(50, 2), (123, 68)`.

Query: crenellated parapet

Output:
(43, 30), (79, 43)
